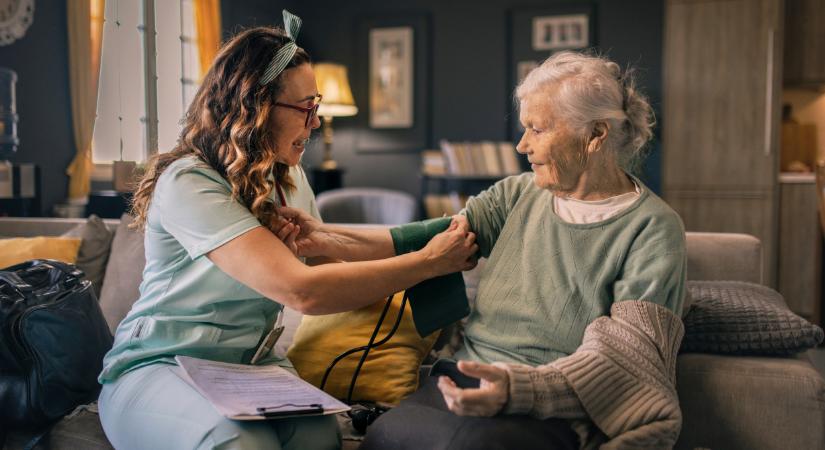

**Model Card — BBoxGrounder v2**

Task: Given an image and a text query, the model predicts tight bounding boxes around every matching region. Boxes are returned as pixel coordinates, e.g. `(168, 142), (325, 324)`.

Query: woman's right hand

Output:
(420, 220), (479, 276)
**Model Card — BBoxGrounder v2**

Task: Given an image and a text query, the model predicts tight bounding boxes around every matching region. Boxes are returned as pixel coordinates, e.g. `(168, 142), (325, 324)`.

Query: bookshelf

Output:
(419, 140), (523, 218)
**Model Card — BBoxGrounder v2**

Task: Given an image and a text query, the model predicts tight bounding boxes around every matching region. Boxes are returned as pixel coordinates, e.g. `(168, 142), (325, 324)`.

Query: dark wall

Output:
(1, 0), (664, 215)
(0, 0), (74, 214)
(284, 0), (665, 196)
(221, 0), (290, 36)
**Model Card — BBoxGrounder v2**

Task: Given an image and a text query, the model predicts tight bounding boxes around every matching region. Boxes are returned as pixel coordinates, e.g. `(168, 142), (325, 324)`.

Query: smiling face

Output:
(516, 85), (589, 192)
(271, 63), (322, 167)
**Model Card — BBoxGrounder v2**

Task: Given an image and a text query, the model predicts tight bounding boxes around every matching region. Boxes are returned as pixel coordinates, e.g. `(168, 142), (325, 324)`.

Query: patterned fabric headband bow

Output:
(259, 10), (302, 86)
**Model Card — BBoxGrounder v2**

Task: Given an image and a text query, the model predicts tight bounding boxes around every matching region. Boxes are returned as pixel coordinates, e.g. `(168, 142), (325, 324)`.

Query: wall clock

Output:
(0, 0), (34, 46)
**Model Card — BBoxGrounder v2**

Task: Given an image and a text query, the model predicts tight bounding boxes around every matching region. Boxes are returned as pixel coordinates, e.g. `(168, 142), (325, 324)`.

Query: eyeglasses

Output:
(275, 94), (323, 128)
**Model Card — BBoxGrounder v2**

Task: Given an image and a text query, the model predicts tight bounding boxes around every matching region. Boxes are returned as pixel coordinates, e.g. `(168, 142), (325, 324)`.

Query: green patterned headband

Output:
(259, 10), (302, 86)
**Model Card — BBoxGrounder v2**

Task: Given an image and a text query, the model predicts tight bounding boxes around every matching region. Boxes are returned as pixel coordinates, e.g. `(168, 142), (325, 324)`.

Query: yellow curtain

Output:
(66, 0), (104, 201)
(193, 0), (222, 80)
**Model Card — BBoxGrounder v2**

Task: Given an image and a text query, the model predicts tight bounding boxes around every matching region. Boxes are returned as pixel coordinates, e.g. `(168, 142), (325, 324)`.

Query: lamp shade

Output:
(314, 63), (358, 117)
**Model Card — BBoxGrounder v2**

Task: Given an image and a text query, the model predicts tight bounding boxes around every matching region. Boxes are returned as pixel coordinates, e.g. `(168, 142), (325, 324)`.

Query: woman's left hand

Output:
(437, 360), (509, 417)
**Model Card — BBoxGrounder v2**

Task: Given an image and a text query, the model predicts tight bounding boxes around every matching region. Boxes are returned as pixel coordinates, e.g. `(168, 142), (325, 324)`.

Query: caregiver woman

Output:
(97, 12), (477, 450)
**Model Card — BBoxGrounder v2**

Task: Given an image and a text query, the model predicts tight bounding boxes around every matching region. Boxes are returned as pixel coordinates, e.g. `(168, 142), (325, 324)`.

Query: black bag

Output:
(0, 259), (113, 429)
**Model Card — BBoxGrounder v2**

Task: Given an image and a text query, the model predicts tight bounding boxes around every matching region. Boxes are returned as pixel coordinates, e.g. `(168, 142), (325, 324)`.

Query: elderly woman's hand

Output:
(274, 206), (331, 257)
(269, 214), (301, 256)
(437, 360), (509, 417)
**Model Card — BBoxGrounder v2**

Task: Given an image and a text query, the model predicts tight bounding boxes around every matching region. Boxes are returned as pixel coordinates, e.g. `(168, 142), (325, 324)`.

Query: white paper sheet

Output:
(175, 356), (350, 420)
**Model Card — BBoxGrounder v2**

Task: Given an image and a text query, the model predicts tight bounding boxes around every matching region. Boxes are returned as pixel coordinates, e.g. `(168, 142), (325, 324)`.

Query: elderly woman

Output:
(281, 51), (686, 449)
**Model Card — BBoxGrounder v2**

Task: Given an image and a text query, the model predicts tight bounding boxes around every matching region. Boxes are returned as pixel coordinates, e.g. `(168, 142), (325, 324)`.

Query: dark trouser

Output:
(360, 377), (579, 450)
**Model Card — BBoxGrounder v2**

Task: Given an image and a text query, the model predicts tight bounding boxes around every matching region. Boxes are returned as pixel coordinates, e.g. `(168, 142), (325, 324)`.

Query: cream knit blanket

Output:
(495, 300), (685, 449)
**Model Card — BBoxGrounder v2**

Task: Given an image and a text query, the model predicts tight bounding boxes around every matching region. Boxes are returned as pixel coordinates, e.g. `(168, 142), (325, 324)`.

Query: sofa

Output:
(1, 216), (823, 450)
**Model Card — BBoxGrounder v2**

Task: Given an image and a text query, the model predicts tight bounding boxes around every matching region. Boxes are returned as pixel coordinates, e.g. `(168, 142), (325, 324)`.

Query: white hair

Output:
(515, 51), (655, 170)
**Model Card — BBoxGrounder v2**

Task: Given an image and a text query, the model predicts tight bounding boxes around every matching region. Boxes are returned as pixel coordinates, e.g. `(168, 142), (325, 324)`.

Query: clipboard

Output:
(174, 356), (350, 420)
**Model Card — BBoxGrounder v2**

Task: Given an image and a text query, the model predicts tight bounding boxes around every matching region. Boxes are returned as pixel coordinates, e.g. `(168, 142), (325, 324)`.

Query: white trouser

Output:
(99, 363), (340, 450)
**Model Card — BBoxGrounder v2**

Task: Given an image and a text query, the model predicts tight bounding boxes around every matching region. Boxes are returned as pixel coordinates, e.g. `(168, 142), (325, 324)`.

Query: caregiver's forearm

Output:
(316, 224), (396, 261)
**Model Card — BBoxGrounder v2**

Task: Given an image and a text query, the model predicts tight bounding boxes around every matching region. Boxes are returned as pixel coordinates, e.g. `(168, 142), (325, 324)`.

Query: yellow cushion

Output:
(0, 237), (83, 268)
(287, 291), (438, 405)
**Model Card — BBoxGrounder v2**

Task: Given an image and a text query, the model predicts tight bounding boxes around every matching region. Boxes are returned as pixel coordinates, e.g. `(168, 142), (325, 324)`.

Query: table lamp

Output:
(314, 63), (358, 170)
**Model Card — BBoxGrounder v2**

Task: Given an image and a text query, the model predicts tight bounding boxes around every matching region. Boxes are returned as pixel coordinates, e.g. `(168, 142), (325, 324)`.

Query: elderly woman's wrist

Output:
(496, 372), (511, 415)
(493, 362), (533, 415)
(315, 221), (332, 233)
(314, 231), (343, 258)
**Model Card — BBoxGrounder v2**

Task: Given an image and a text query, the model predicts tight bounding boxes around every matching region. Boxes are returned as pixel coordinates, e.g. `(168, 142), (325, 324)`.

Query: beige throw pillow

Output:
(98, 214), (146, 333)
(62, 215), (115, 298)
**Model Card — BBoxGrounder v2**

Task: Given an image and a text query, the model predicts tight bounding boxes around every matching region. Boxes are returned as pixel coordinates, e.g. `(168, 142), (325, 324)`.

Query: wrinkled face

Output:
(271, 63), (322, 166)
(516, 88), (588, 191)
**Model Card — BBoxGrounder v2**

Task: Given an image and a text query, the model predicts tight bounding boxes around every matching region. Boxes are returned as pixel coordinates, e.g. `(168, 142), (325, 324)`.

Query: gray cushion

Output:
(682, 281), (824, 355)
(98, 214), (145, 333)
(62, 215), (115, 298)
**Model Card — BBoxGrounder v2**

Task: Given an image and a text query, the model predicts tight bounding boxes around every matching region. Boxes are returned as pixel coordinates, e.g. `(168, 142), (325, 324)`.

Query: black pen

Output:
(257, 404), (324, 418)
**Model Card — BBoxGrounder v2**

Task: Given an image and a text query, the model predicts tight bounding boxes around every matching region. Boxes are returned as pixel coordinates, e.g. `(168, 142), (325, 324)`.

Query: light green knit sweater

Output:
(458, 172), (687, 366)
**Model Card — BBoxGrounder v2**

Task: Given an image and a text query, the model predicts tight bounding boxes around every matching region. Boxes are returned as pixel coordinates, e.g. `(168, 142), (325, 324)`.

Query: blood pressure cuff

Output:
(390, 217), (470, 337)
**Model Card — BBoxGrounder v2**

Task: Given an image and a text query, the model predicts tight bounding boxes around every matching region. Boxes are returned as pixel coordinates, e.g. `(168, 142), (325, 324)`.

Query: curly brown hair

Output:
(129, 27), (311, 230)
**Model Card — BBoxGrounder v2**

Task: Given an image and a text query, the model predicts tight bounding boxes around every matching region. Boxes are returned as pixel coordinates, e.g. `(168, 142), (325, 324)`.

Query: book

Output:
(421, 150), (447, 175)
(454, 142), (472, 175)
(463, 142), (481, 175)
(446, 192), (467, 214)
(438, 140), (522, 176)
(498, 142), (522, 175)
(480, 141), (503, 176)
(174, 355), (350, 421)
(440, 139), (462, 175)
(424, 194), (446, 218)
(422, 194), (470, 218)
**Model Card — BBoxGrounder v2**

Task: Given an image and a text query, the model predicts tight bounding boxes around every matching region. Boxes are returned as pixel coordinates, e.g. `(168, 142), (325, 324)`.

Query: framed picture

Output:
(532, 14), (589, 51)
(369, 27), (413, 128)
(354, 14), (431, 153)
(508, 6), (595, 140)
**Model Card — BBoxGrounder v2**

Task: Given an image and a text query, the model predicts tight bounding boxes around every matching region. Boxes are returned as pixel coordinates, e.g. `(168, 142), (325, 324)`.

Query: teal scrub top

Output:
(99, 156), (320, 383)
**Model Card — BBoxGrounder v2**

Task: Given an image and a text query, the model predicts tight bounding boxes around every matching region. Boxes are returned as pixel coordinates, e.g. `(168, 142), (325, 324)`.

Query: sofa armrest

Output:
(676, 353), (825, 450)
(686, 232), (762, 284)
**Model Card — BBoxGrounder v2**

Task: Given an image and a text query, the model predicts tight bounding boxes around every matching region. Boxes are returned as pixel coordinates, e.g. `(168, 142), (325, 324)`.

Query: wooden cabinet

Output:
(663, 0), (784, 286)
(778, 175), (821, 323)
(784, 0), (825, 85)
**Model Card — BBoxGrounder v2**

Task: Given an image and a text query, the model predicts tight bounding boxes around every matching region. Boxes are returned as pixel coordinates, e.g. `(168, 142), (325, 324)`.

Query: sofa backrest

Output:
(0, 218), (765, 286)
(0, 218), (765, 348)
(685, 232), (762, 284)
(0, 217), (120, 237)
